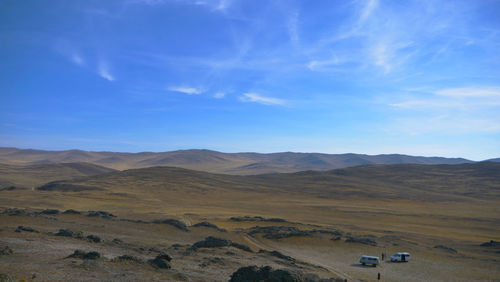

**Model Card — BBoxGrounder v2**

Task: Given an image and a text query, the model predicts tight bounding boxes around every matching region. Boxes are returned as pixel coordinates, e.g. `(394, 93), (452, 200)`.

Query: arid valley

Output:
(1, 148), (499, 281)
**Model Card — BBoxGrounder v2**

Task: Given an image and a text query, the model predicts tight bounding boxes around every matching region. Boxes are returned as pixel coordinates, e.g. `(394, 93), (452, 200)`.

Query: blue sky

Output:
(1, 0), (499, 160)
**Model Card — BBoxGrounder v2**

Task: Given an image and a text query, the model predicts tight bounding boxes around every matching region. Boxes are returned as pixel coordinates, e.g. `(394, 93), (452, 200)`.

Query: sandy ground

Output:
(1, 209), (499, 281)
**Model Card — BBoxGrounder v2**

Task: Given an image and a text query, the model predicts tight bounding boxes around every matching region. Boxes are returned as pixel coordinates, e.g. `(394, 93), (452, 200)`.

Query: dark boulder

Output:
(86, 235), (101, 243)
(62, 209), (81, 214)
(40, 209), (60, 215)
(157, 252), (172, 261)
(230, 216), (286, 222)
(87, 211), (115, 218)
(112, 238), (123, 244)
(480, 240), (500, 247)
(192, 221), (226, 232)
(2, 208), (27, 216)
(231, 242), (252, 252)
(192, 236), (231, 250)
(148, 254), (171, 269)
(152, 219), (188, 231)
(0, 186), (22, 191)
(67, 250), (101, 260)
(229, 266), (297, 282)
(55, 229), (83, 238)
(259, 250), (295, 262)
(0, 246), (13, 255)
(230, 265), (343, 282)
(15, 226), (39, 233)
(311, 229), (343, 236)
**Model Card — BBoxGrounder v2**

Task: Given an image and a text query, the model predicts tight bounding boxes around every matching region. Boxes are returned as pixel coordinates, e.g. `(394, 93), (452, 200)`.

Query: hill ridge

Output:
(0, 147), (475, 174)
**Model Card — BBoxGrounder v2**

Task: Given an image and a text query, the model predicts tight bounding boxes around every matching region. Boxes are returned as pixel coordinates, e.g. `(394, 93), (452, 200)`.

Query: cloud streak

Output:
(71, 54), (85, 66)
(98, 62), (115, 81)
(168, 86), (202, 95)
(214, 92), (226, 98)
(240, 93), (285, 105)
(435, 87), (500, 98)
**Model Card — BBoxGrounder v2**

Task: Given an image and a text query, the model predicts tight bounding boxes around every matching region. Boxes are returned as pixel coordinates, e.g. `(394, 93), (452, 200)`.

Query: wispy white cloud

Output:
(214, 92), (226, 98)
(435, 87), (500, 98)
(215, 0), (229, 11)
(98, 62), (115, 81)
(390, 86), (500, 109)
(168, 86), (202, 95)
(387, 86), (500, 135)
(240, 93), (285, 105)
(390, 115), (500, 135)
(307, 56), (341, 71)
(359, 0), (378, 24)
(71, 53), (85, 66)
(288, 11), (299, 45)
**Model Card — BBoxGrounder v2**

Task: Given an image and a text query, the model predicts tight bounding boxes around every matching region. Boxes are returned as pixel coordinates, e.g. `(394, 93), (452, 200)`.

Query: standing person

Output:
(381, 252), (385, 261)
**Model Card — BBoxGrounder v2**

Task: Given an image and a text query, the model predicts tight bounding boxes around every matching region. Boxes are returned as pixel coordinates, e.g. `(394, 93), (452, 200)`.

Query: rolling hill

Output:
(1, 161), (499, 281)
(33, 162), (500, 202)
(0, 147), (475, 174)
(0, 162), (116, 189)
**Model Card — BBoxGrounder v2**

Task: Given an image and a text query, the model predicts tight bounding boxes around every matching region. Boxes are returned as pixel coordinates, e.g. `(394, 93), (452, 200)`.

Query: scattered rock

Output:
(112, 238), (123, 244)
(0, 246), (13, 255)
(87, 211), (115, 218)
(67, 250), (101, 260)
(230, 265), (295, 282)
(311, 229), (343, 236)
(434, 245), (457, 253)
(148, 247), (161, 253)
(55, 229), (83, 238)
(480, 240), (500, 247)
(2, 208), (27, 216)
(148, 253), (172, 269)
(152, 219), (188, 231)
(231, 242), (252, 252)
(200, 257), (225, 267)
(113, 255), (143, 263)
(119, 218), (147, 224)
(0, 273), (14, 282)
(248, 226), (312, 239)
(192, 236), (231, 249)
(0, 186), (24, 191)
(40, 209), (60, 215)
(86, 235), (101, 243)
(62, 209), (81, 214)
(15, 226), (39, 233)
(230, 265), (342, 282)
(259, 250), (295, 262)
(230, 216), (287, 222)
(345, 236), (377, 246)
(37, 182), (105, 192)
(192, 221), (226, 232)
(157, 252), (172, 261)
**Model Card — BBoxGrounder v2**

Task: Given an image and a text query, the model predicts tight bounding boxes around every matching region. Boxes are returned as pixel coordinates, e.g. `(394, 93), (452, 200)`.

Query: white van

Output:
(360, 255), (380, 266)
(390, 252), (411, 262)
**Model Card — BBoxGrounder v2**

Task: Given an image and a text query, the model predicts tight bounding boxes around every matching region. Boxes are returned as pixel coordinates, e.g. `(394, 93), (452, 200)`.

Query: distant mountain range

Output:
(0, 147), (491, 175)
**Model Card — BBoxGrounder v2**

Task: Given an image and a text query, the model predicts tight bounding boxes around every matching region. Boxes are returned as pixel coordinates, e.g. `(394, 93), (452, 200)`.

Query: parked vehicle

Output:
(360, 255), (380, 266)
(390, 252), (411, 262)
